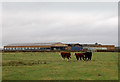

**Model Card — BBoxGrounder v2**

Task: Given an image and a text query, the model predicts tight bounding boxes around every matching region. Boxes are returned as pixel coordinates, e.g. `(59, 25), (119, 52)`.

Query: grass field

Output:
(2, 52), (118, 80)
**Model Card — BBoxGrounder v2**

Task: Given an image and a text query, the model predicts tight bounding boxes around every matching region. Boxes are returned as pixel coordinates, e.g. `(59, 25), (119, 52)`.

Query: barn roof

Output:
(6, 42), (62, 46)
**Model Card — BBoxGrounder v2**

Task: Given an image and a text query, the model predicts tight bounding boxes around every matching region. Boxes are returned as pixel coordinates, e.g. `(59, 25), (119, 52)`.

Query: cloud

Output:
(2, 2), (118, 46)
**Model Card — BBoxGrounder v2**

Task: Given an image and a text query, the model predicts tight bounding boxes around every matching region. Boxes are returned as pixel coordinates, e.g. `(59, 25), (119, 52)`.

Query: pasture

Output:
(2, 52), (118, 80)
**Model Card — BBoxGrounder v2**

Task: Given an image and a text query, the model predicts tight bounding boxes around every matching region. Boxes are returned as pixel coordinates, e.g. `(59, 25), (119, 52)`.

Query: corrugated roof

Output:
(6, 42), (61, 46)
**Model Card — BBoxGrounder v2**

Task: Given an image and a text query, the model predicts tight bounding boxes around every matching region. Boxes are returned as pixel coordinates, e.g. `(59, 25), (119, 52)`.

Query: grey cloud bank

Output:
(2, 2), (118, 47)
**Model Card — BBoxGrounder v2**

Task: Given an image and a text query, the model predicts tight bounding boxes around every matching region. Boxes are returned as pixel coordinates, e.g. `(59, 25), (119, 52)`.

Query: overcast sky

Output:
(2, 2), (118, 47)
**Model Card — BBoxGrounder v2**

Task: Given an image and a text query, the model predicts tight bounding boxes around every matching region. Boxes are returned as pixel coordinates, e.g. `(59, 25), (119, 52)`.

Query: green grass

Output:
(2, 52), (118, 80)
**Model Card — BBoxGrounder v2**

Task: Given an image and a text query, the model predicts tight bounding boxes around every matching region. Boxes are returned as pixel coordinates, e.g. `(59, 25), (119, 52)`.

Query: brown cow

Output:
(60, 52), (71, 61)
(74, 53), (85, 60)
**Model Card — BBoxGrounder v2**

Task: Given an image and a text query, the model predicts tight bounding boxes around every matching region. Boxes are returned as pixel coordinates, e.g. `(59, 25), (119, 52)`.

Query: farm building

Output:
(66, 43), (83, 51)
(82, 43), (115, 51)
(115, 46), (120, 52)
(3, 42), (68, 51)
(3, 42), (115, 52)
(89, 45), (115, 51)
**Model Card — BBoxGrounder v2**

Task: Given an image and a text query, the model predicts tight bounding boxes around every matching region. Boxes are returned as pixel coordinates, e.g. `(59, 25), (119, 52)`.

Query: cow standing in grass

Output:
(83, 52), (92, 61)
(74, 53), (85, 60)
(60, 52), (71, 61)
(74, 52), (92, 61)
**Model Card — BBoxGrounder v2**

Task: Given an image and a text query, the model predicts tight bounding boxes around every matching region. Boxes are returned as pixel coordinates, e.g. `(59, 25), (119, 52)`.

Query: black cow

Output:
(83, 52), (92, 61)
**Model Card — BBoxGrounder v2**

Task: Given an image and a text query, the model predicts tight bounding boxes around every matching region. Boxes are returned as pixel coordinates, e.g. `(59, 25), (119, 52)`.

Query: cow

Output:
(74, 53), (85, 60)
(60, 52), (71, 61)
(83, 52), (92, 61)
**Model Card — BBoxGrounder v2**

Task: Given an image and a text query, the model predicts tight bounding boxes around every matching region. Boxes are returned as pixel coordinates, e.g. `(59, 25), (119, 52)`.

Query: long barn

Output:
(4, 42), (68, 51)
(3, 42), (115, 52)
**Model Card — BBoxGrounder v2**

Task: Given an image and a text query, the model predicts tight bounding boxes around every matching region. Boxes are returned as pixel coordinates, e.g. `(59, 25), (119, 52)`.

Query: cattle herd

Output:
(60, 52), (92, 61)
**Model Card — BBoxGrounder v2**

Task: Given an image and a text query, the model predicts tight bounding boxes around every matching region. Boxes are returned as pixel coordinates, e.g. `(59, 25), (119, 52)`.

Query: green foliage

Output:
(2, 52), (118, 80)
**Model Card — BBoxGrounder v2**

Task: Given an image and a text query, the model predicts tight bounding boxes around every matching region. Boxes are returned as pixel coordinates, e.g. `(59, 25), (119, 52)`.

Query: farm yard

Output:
(2, 52), (118, 80)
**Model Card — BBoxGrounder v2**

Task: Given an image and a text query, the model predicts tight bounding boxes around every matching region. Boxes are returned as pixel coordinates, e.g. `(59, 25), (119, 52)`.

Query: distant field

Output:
(2, 52), (118, 80)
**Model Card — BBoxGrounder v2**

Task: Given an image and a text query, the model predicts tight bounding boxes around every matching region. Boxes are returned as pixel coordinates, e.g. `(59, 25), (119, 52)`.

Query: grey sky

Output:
(2, 2), (118, 47)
